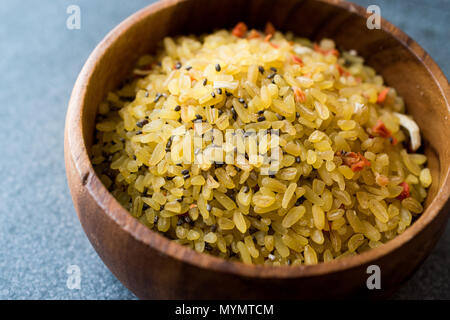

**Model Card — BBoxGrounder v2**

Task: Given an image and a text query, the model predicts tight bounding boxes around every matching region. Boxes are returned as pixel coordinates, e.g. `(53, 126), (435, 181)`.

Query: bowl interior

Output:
(76, 0), (450, 271)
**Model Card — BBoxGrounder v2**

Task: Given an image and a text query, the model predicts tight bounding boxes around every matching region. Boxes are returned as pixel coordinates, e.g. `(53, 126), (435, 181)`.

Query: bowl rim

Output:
(65, 0), (450, 279)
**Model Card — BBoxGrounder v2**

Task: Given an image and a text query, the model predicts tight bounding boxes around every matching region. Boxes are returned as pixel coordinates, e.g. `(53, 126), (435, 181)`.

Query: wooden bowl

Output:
(65, 0), (450, 299)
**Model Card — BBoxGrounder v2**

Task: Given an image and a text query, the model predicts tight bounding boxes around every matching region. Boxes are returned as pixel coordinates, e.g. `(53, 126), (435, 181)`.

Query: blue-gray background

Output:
(0, 0), (448, 299)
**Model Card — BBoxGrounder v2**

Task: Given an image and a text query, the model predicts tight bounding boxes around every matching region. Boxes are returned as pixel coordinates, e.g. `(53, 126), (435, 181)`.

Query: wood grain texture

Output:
(65, 0), (450, 299)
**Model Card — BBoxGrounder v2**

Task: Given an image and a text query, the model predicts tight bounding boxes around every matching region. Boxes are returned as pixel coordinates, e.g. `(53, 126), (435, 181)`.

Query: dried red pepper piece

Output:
(232, 22), (248, 38)
(397, 182), (410, 200)
(336, 151), (371, 172)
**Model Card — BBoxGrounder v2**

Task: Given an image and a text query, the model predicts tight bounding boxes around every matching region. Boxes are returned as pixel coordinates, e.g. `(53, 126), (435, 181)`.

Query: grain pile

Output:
(92, 23), (431, 265)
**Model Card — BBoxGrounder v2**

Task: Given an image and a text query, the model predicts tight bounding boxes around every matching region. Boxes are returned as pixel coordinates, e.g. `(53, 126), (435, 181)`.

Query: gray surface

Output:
(0, 0), (448, 300)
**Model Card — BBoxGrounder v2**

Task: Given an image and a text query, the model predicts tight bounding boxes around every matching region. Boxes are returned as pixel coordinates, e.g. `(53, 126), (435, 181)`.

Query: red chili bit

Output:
(350, 156), (371, 172)
(269, 42), (279, 49)
(313, 43), (340, 57)
(292, 55), (304, 66)
(264, 33), (273, 42)
(265, 22), (276, 35)
(232, 22), (248, 38)
(337, 151), (371, 172)
(293, 87), (306, 103)
(372, 120), (392, 138)
(397, 182), (410, 200)
(189, 203), (198, 209)
(247, 29), (261, 39)
(377, 87), (390, 103)
(336, 64), (350, 76)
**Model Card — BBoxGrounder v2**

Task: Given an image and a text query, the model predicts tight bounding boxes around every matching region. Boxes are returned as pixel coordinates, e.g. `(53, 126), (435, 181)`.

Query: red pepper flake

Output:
(247, 29), (261, 39)
(372, 119), (391, 138)
(372, 119), (398, 145)
(232, 22), (248, 38)
(336, 151), (371, 172)
(293, 87), (306, 103)
(313, 43), (339, 56)
(397, 182), (410, 200)
(265, 22), (276, 36)
(189, 203), (198, 209)
(264, 34), (273, 42)
(292, 55), (304, 66)
(377, 87), (390, 103)
(336, 64), (350, 76)
(270, 42), (279, 49)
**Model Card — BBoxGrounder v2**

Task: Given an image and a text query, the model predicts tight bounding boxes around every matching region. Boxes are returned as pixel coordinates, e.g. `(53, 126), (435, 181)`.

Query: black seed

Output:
(295, 198), (303, 206)
(215, 64), (221, 72)
(257, 110), (264, 115)
(231, 107), (237, 120)
(175, 62), (182, 69)
(144, 91), (149, 97)
(211, 92), (216, 98)
(136, 130), (142, 135)
(218, 109), (224, 116)
(174, 105), (181, 111)
(203, 78), (207, 86)
(243, 186), (249, 193)
(183, 173), (190, 179)
(153, 216), (159, 224)
(206, 204), (212, 212)
(177, 198), (183, 202)
(181, 169), (189, 175)
(236, 167), (241, 172)
(244, 103), (248, 108)
(267, 73), (276, 79)
(296, 156), (301, 163)
(257, 116), (266, 122)
(166, 176), (175, 180)
(154, 93), (163, 103)
(143, 203), (149, 210)
(287, 259), (292, 265)
(185, 65), (192, 70)
(270, 67), (277, 72)
(269, 174), (275, 178)
(132, 155), (136, 160)
(195, 114), (202, 120)
(136, 119), (149, 128)
(258, 66), (265, 74)
(177, 218), (183, 226)
(184, 216), (191, 224)
(210, 224), (217, 232)
(225, 91), (232, 97)
(217, 88), (222, 95)
(238, 98), (245, 104)
(296, 112), (300, 118)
